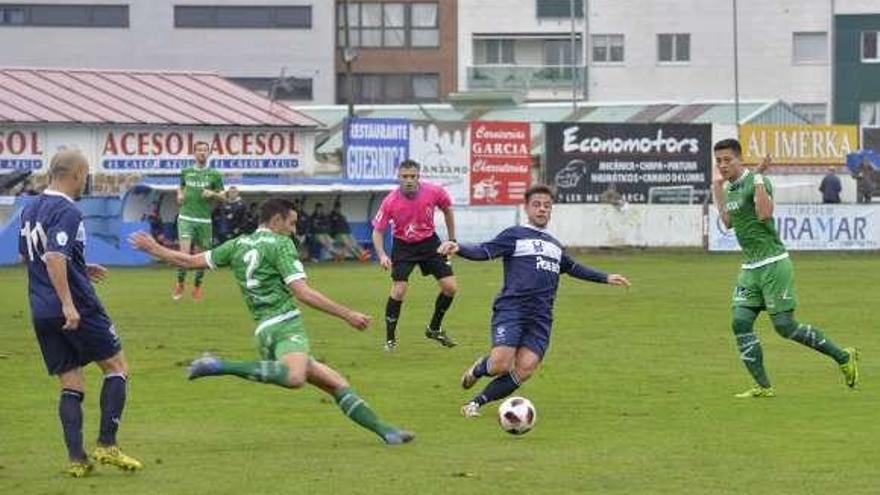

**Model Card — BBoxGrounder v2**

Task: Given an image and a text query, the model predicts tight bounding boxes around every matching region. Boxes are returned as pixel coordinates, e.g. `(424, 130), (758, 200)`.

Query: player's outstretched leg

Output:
(731, 307), (775, 398)
(461, 356), (491, 389)
(308, 359), (414, 445)
(463, 370), (522, 417)
(188, 355), (296, 388)
(769, 311), (859, 387)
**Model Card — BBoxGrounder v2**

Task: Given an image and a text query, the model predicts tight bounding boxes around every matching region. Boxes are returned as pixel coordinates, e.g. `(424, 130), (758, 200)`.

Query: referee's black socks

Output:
(385, 297), (402, 342)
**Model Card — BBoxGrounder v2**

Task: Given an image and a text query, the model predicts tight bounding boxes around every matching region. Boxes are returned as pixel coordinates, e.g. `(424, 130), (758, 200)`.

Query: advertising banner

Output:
(409, 121), (470, 205)
(0, 128), (44, 171)
(739, 125), (858, 165)
(708, 204), (880, 251)
(99, 128), (304, 173)
(343, 117), (409, 181)
(545, 122), (711, 204)
(469, 121), (531, 205)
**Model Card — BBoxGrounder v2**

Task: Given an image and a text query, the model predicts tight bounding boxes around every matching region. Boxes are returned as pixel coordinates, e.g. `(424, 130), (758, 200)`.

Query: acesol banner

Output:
(0, 127), (44, 171)
(740, 125), (858, 165)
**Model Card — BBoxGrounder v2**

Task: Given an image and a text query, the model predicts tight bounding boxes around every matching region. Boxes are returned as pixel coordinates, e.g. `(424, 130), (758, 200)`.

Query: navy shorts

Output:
(32, 312), (122, 375)
(490, 309), (552, 359)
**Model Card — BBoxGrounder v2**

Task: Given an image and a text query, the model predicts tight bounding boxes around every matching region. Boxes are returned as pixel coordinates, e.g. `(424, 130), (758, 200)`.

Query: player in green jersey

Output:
(712, 139), (860, 398)
(130, 199), (414, 445)
(174, 141), (226, 301)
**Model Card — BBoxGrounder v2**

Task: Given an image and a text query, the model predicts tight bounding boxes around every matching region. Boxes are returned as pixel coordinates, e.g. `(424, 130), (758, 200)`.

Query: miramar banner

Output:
(343, 117), (409, 181)
(708, 204), (880, 251)
(469, 121), (531, 205)
(739, 124), (858, 165)
(544, 122), (711, 204)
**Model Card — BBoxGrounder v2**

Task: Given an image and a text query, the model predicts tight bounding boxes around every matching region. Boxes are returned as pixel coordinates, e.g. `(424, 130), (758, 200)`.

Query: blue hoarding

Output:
(344, 118), (409, 181)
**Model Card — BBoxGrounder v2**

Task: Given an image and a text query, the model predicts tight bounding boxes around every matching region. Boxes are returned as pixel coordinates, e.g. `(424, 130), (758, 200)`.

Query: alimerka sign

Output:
(740, 125), (858, 165)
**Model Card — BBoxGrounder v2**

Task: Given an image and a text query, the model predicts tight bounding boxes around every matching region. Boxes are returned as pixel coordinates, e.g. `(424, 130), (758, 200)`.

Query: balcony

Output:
(467, 65), (585, 93)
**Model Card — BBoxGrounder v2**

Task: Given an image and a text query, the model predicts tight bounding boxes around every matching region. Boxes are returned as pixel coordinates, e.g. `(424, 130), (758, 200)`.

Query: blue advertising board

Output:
(344, 118), (409, 181)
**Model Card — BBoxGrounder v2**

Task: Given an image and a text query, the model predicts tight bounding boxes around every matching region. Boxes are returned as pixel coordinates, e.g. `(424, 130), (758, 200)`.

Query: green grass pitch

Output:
(1, 251), (878, 494)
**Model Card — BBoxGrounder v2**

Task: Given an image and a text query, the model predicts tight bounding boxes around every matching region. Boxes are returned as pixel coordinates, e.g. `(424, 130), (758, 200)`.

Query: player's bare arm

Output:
(442, 206), (456, 241)
(606, 274), (630, 287)
(371, 228), (392, 270)
(44, 252), (80, 330)
(86, 263), (108, 283)
(712, 175), (731, 229)
(287, 279), (372, 330)
(128, 231), (209, 269)
(753, 155), (774, 220)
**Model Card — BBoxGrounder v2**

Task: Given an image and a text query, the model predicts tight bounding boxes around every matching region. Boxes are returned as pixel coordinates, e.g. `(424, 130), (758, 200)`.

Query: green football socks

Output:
(334, 387), (394, 439)
(732, 307), (772, 388)
(770, 311), (849, 365)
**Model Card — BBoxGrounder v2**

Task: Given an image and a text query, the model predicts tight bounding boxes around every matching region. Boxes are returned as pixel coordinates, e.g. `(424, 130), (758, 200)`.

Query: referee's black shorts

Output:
(390, 234), (454, 282)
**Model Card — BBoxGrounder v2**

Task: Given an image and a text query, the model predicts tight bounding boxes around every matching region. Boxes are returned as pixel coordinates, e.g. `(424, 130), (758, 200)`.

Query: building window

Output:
(0, 6), (26, 25)
(544, 39), (582, 66)
(337, 2), (438, 48)
(862, 31), (879, 62)
(792, 32), (827, 64)
(592, 34), (624, 63)
(474, 39), (515, 65)
(175, 6), (312, 29)
(0, 4), (128, 27)
(337, 73), (440, 104)
(536, 0), (583, 18)
(861, 102), (880, 126)
(229, 77), (313, 101)
(658, 33), (690, 63)
(792, 103), (827, 124)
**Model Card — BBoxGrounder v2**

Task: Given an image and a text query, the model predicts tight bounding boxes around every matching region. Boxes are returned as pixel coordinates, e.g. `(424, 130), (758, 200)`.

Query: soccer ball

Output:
(498, 396), (536, 435)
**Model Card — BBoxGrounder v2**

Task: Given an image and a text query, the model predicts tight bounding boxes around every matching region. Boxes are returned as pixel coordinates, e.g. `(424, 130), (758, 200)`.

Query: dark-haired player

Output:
(438, 184), (630, 417)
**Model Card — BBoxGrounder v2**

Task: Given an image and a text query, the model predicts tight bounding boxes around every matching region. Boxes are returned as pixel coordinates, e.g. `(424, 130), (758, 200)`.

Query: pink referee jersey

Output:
(372, 181), (452, 243)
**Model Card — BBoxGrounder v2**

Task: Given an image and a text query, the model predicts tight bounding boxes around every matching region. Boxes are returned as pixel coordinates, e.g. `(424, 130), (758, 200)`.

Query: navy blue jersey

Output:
(19, 191), (104, 319)
(458, 225), (607, 314)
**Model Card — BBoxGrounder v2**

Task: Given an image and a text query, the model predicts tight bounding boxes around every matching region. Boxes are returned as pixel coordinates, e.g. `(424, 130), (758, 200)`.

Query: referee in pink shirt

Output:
(371, 160), (458, 351)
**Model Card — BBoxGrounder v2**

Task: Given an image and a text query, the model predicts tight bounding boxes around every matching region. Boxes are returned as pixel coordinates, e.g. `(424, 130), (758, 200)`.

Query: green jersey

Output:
(724, 169), (786, 266)
(206, 228), (306, 324)
(179, 164), (224, 222)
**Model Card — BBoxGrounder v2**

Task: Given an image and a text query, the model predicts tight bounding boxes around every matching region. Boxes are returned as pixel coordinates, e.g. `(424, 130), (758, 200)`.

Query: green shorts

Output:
(254, 317), (310, 360)
(731, 256), (797, 314)
(177, 217), (213, 249)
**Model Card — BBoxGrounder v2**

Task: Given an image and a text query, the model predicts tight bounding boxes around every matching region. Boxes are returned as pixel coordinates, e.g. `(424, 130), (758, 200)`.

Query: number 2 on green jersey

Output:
(243, 249), (260, 288)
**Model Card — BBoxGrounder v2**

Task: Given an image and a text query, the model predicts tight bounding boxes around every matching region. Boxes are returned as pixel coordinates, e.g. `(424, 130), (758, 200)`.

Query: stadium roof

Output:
(0, 67), (322, 127)
(293, 99), (809, 156)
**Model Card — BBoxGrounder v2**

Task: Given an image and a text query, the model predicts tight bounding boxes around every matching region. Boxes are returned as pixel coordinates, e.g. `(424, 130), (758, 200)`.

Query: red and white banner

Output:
(469, 121), (531, 205)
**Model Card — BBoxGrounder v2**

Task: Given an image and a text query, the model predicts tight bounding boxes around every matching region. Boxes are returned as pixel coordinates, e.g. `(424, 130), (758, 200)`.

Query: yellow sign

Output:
(739, 125), (858, 164)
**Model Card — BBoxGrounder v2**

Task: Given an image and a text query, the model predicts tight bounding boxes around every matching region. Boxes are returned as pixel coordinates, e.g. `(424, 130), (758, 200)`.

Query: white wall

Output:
(458, 0), (846, 109)
(0, 0), (335, 103)
(549, 204), (704, 247)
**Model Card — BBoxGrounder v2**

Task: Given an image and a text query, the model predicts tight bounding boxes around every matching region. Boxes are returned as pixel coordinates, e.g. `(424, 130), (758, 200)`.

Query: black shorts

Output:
(390, 234), (454, 282)
(32, 311), (122, 375)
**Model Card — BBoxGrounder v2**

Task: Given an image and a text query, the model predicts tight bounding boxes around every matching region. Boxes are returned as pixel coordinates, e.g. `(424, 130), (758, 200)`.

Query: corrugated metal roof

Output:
(0, 68), (322, 127)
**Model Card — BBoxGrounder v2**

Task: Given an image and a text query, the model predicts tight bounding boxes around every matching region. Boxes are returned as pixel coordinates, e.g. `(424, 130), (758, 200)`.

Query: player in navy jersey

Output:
(18, 150), (142, 477)
(438, 184), (630, 417)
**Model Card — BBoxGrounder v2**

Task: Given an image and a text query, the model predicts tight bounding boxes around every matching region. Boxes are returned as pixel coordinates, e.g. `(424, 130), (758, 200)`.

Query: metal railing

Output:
(467, 65), (585, 91)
